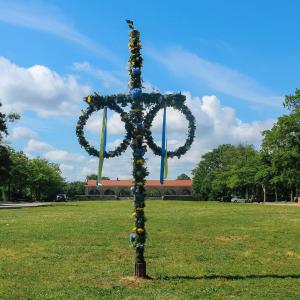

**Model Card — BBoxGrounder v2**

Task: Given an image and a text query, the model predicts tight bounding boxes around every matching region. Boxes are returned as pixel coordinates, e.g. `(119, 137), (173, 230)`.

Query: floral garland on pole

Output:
(76, 95), (133, 158)
(126, 23), (148, 277)
(75, 20), (196, 278)
(144, 95), (196, 159)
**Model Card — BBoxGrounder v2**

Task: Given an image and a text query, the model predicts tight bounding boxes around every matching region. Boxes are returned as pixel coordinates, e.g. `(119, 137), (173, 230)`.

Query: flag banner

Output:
(160, 105), (167, 184)
(98, 107), (107, 187)
(164, 138), (168, 179)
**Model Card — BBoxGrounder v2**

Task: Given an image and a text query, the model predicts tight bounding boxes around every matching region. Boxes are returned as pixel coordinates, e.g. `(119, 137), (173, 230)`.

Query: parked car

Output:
(218, 196), (232, 202)
(231, 197), (247, 203)
(55, 194), (67, 202)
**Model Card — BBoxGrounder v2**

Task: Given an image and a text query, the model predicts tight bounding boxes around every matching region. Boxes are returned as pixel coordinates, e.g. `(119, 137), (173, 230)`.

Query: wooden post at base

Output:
(135, 262), (146, 278)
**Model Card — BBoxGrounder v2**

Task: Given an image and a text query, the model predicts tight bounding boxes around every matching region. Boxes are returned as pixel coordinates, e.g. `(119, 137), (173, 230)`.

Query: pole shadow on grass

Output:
(157, 274), (300, 280)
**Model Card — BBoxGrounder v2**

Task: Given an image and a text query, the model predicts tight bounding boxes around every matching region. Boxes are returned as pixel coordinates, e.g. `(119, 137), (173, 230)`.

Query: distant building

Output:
(85, 179), (192, 197)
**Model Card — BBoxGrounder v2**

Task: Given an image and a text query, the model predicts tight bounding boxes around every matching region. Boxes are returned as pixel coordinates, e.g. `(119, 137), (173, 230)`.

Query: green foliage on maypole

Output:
(75, 20), (196, 277)
(127, 21), (148, 265)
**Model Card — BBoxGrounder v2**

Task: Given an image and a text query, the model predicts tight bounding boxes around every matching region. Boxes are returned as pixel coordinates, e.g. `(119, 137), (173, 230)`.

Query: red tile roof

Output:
(85, 179), (192, 187)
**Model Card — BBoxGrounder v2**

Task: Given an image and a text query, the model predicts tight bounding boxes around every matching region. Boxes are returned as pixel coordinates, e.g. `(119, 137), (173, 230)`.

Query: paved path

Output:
(251, 202), (300, 207)
(0, 202), (53, 209)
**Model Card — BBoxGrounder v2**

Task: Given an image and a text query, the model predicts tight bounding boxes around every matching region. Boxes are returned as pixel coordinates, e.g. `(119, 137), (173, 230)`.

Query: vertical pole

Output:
(127, 23), (148, 277)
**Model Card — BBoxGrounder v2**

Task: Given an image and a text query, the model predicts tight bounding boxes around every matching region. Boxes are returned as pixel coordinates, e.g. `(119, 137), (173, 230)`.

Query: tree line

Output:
(193, 89), (300, 202)
(0, 146), (85, 201)
(0, 103), (85, 201)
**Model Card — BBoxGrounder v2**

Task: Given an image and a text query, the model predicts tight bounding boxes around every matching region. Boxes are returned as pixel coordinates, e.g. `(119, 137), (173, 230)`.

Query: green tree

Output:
(148, 189), (161, 197)
(261, 108), (300, 201)
(0, 102), (20, 201)
(193, 144), (260, 201)
(254, 151), (273, 203)
(28, 158), (65, 201)
(86, 174), (97, 180)
(225, 145), (258, 200)
(283, 88), (300, 111)
(8, 149), (31, 200)
(0, 146), (11, 201)
(64, 181), (85, 197)
(176, 173), (191, 180)
(86, 174), (110, 180)
(192, 144), (237, 200)
(0, 102), (20, 142)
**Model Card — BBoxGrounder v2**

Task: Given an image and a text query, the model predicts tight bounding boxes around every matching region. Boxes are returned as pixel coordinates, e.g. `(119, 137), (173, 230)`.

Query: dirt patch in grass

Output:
(215, 235), (245, 243)
(286, 251), (300, 259)
(243, 249), (253, 257)
(120, 276), (152, 287)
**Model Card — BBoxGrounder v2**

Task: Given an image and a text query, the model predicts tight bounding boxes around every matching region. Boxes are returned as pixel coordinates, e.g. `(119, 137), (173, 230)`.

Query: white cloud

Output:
(81, 148), (132, 180)
(22, 138), (87, 181)
(142, 81), (161, 94)
(148, 47), (282, 107)
(0, 1), (120, 63)
(43, 150), (85, 162)
(85, 111), (125, 135)
(152, 108), (188, 133)
(24, 139), (53, 153)
(0, 57), (90, 117)
(60, 164), (74, 171)
(8, 127), (37, 141)
(81, 166), (96, 178)
(73, 62), (125, 90)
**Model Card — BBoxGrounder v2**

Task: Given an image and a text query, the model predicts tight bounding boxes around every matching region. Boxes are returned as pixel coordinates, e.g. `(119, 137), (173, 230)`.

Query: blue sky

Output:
(1, 0), (299, 181)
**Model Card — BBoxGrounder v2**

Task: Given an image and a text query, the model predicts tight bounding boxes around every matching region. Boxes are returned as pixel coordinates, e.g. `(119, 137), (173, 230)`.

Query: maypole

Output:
(127, 20), (148, 277)
(76, 20), (196, 278)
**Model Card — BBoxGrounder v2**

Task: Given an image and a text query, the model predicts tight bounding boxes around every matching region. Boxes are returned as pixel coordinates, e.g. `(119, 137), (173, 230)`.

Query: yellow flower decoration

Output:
(132, 227), (137, 232)
(136, 208), (144, 211)
(137, 228), (144, 234)
(131, 212), (137, 217)
(87, 95), (91, 103)
(136, 159), (144, 165)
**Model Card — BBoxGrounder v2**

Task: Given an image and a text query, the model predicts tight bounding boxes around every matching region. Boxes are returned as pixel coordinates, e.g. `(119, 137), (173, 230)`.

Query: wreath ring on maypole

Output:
(144, 96), (196, 159)
(76, 96), (133, 158)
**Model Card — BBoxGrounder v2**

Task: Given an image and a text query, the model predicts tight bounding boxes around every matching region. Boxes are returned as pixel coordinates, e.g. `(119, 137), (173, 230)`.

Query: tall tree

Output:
(0, 146), (11, 200)
(64, 181), (85, 197)
(8, 149), (31, 199)
(261, 108), (300, 201)
(193, 144), (237, 200)
(28, 158), (65, 201)
(254, 151), (273, 203)
(283, 88), (300, 111)
(86, 174), (98, 180)
(176, 173), (191, 180)
(0, 102), (20, 201)
(86, 174), (110, 180)
(226, 145), (258, 200)
(193, 144), (261, 201)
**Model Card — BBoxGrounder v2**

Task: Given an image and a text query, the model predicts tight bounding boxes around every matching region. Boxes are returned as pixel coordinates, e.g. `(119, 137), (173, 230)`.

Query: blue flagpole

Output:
(160, 105), (166, 184)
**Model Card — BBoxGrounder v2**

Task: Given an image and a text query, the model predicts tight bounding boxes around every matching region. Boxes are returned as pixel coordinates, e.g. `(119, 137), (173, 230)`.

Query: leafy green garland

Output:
(127, 27), (148, 265)
(75, 95), (134, 158)
(76, 91), (195, 160)
(144, 94), (196, 158)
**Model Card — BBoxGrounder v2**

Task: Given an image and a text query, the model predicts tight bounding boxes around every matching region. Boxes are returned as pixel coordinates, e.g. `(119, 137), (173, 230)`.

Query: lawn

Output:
(0, 200), (300, 299)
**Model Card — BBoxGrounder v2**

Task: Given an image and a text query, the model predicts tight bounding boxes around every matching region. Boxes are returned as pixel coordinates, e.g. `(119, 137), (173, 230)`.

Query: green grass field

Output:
(0, 201), (300, 299)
